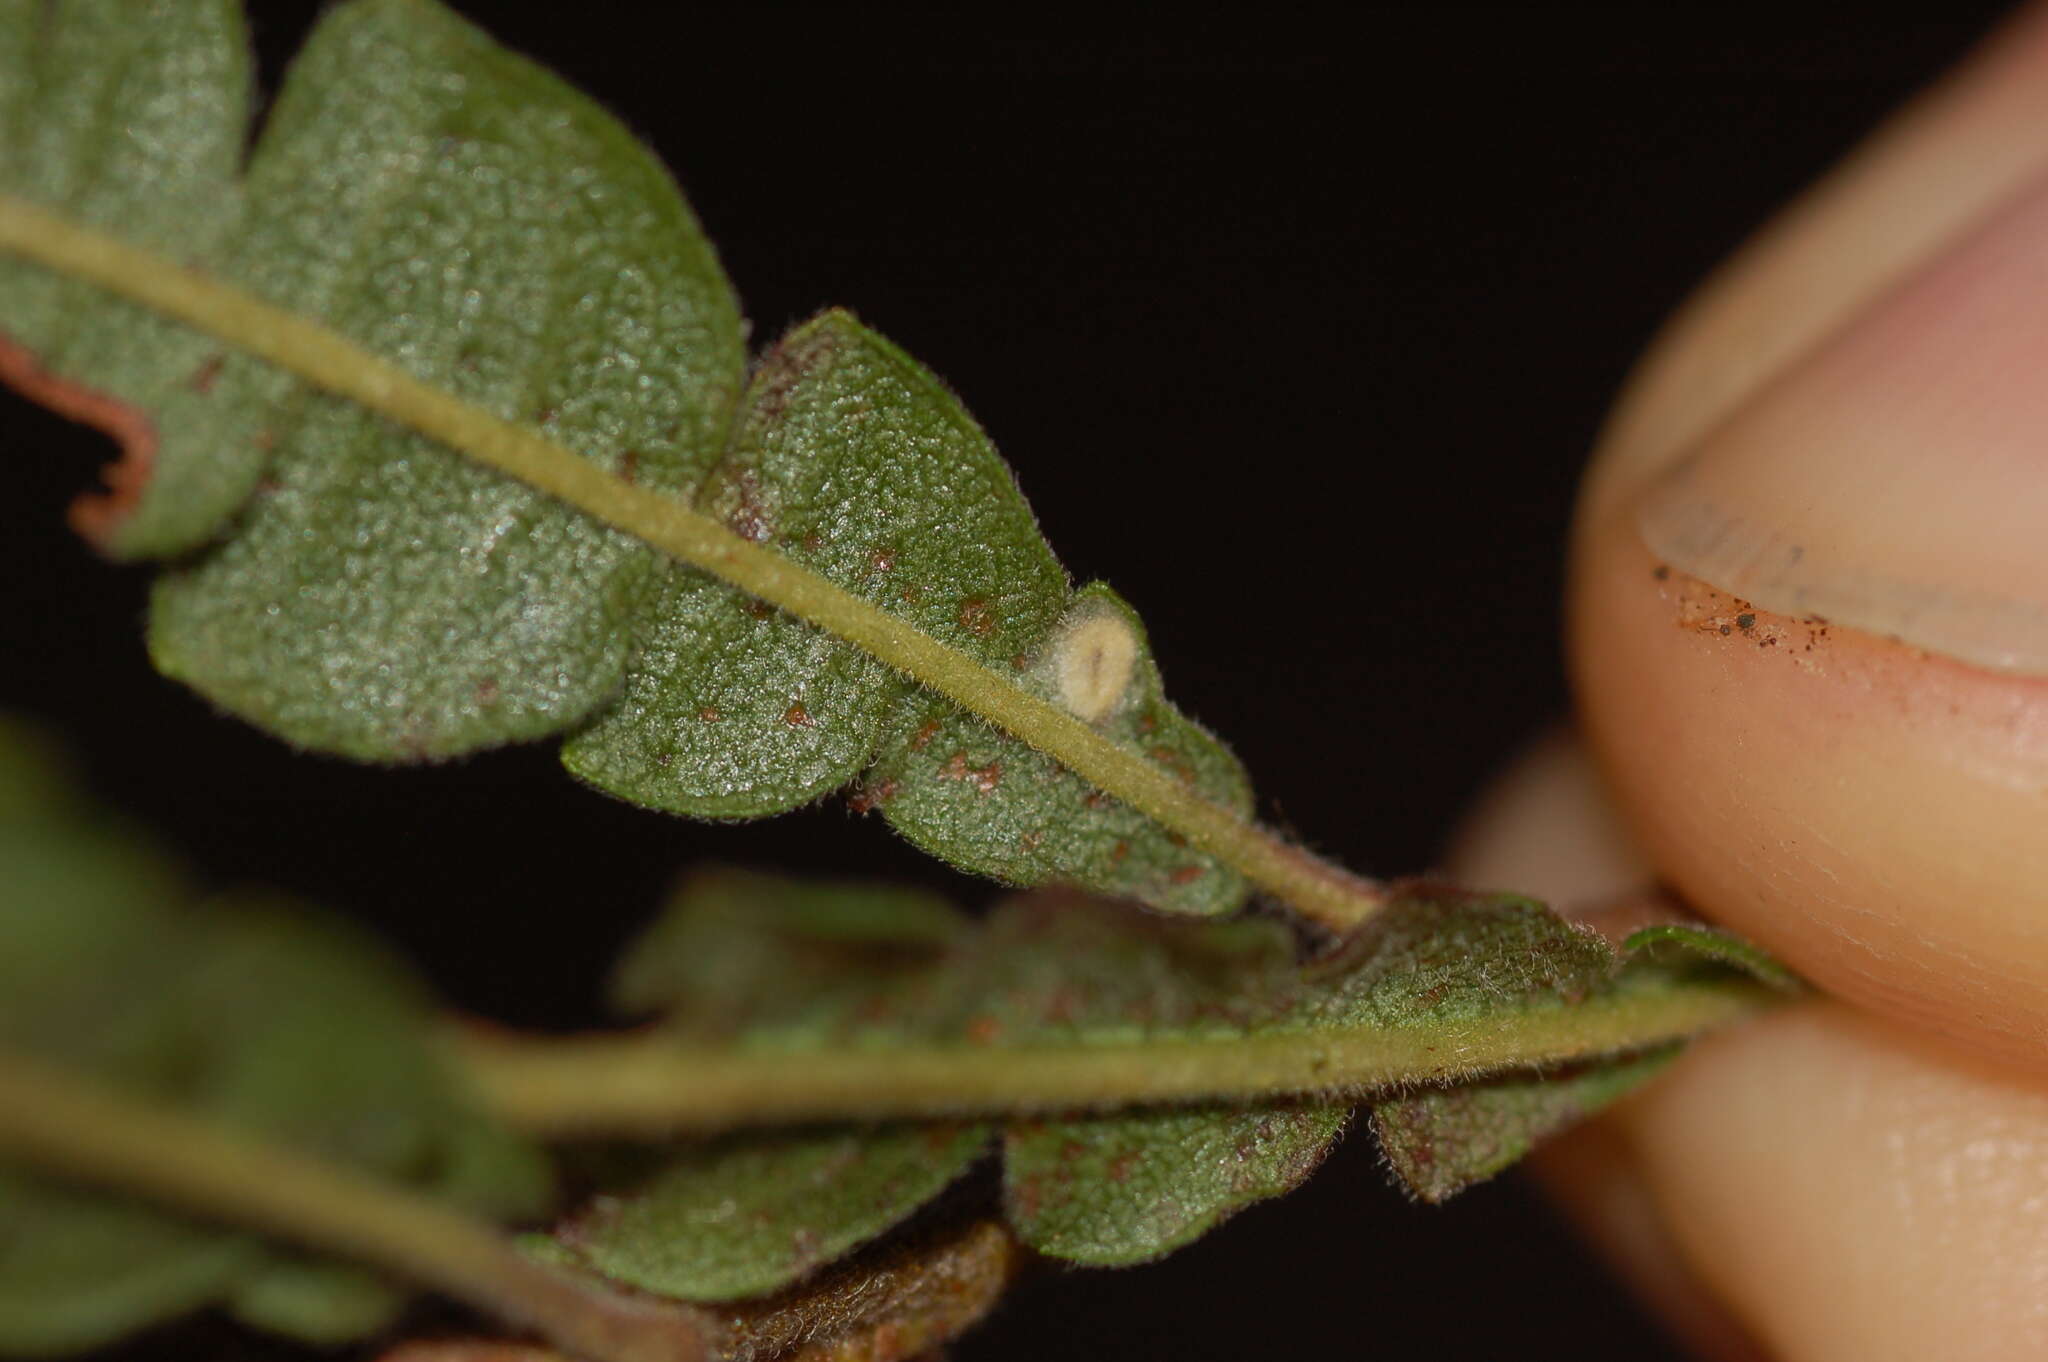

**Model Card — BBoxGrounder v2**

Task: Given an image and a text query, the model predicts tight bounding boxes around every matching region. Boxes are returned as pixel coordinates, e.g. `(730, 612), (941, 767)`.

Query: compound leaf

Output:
(567, 870), (1783, 1271)
(1, 0), (1258, 917)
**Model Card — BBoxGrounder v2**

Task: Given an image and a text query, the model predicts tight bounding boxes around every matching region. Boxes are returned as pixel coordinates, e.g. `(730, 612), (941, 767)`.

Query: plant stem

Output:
(444, 977), (1778, 1136)
(0, 194), (1388, 933)
(0, 1049), (709, 1362)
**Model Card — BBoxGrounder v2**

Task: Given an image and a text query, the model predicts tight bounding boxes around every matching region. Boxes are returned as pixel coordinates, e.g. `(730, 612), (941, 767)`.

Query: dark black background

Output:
(3, 5), (2015, 1359)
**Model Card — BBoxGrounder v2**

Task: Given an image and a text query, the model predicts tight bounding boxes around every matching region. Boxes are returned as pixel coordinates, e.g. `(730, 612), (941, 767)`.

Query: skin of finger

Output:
(1584, 1), (2048, 524)
(1568, 10), (2048, 1065)
(1576, 539), (2048, 1064)
(1534, 1118), (1769, 1362)
(1449, 735), (2048, 1362)
(1601, 1004), (2048, 1362)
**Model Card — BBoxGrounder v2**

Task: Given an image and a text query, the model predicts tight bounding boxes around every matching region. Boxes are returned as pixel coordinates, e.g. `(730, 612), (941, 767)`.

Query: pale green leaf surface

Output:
(564, 310), (1065, 817)
(147, 0), (745, 759)
(1003, 1101), (1348, 1266)
(552, 1124), (990, 1302)
(0, 0), (255, 556)
(876, 585), (1254, 916)
(1371, 1047), (1678, 1204)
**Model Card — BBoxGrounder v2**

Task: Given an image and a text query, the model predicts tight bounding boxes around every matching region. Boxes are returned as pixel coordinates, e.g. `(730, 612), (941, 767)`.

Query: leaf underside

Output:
(0, 0), (1250, 916)
(545, 866), (1788, 1288)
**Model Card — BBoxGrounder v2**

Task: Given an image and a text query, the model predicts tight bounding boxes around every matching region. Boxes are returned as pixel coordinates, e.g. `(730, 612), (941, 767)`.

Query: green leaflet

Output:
(223, 1258), (409, 1347)
(1003, 1102), (1348, 1266)
(1622, 922), (1805, 993)
(1, 0), (1256, 915)
(1370, 1048), (1679, 1204)
(550, 1124), (990, 1302)
(0, 719), (550, 1354)
(143, 0), (745, 760)
(0, 0), (253, 556)
(1363, 919), (1804, 1203)
(562, 309), (1066, 818)
(609, 870), (970, 1044)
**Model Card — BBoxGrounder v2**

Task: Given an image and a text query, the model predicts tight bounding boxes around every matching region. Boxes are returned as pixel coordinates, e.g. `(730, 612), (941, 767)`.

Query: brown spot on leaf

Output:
(188, 353), (225, 394)
(957, 597), (995, 638)
(0, 334), (161, 549)
(938, 752), (1001, 793)
(748, 326), (838, 423)
(619, 448), (641, 484)
(698, 707), (720, 723)
(727, 469), (775, 543)
(743, 599), (774, 620)
(966, 1015), (1002, 1045)
(533, 404), (558, 425)
(474, 678), (500, 706)
(1149, 745), (1196, 783)
(910, 719), (941, 750)
(1169, 865), (1206, 886)
(868, 545), (896, 574)
(784, 702), (814, 728)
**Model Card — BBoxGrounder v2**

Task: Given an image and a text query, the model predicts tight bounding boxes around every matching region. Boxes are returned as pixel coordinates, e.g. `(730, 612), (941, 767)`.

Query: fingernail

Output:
(1637, 165), (2048, 676)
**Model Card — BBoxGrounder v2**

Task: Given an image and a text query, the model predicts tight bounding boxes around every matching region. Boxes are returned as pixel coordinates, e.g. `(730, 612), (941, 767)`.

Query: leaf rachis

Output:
(0, 192), (1389, 931)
